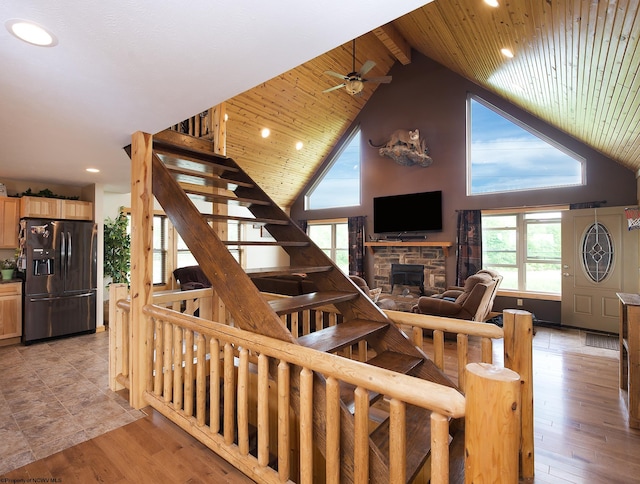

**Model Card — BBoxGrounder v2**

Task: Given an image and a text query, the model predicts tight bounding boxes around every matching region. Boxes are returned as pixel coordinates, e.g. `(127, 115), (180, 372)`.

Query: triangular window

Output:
(305, 128), (361, 209)
(468, 95), (584, 195)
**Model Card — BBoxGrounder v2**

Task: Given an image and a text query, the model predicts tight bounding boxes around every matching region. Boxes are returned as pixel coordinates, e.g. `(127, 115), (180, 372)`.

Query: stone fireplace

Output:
(369, 243), (447, 295)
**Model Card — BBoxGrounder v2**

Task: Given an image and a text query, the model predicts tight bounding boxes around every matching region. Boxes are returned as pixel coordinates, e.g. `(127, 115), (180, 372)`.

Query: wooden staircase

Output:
(144, 130), (462, 482)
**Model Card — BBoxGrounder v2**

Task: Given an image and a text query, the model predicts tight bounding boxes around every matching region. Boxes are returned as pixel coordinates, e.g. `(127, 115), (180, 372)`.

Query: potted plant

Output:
(1, 258), (16, 280)
(103, 209), (130, 324)
(104, 209), (131, 285)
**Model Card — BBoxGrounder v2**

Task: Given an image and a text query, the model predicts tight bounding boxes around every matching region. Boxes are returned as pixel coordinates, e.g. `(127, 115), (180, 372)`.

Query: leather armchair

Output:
(411, 270), (501, 321)
(349, 275), (396, 310)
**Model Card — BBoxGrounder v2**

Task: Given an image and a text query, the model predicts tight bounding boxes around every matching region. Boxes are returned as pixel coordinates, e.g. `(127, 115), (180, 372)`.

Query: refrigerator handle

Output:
(67, 232), (72, 270)
(60, 229), (66, 274)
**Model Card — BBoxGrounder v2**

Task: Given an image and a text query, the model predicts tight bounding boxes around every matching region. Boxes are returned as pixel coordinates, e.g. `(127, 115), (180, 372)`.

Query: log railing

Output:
(109, 287), (534, 482)
(108, 283), (215, 392)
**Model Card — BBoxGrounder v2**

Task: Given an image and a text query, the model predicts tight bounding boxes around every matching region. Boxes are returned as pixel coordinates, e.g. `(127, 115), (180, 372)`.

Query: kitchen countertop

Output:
(0, 279), (21, 284)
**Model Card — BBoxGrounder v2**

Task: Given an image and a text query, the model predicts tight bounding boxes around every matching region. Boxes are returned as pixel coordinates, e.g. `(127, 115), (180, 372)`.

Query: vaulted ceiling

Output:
(2, 1), (639, 209)
(223, 0), (640, 207)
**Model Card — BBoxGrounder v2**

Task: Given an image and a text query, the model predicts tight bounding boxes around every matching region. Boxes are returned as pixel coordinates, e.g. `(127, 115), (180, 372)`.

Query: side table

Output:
(617, 292), (640, 429)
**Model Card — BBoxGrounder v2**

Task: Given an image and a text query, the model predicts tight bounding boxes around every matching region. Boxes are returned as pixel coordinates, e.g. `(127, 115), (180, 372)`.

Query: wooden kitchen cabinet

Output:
(20, 196), (93, 221)
(0, 282), (22, 340)
(61, 200), (93, 220)
(20, 196), (61, 219)
(0, 198), (19, 248)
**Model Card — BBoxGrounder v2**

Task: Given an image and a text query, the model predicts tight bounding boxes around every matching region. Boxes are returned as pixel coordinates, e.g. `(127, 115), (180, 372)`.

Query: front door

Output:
(561, 206), (638, 332)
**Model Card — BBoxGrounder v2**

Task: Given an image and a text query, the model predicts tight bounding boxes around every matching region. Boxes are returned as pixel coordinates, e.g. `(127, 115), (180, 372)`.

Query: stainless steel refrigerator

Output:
(21, 218), (97, 344)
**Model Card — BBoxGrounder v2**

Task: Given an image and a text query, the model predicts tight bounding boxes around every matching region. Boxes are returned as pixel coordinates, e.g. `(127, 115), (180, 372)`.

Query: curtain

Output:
(455, 210), (482, 286)
(348, 216), (366, 277)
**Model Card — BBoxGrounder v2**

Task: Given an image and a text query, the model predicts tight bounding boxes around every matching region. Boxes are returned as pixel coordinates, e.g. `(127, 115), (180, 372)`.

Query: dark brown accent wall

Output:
(290, 52), (637, 324)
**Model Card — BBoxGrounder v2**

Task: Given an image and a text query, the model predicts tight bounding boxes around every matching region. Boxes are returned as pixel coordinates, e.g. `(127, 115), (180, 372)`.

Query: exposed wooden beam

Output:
(373, 22), (411, 65)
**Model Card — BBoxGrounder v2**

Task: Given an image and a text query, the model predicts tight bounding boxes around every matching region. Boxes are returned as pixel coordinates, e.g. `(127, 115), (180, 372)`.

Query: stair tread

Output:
(338, 351), (424, 414)
(154, 141), (237, 170)
(366, 351), (424, 374)
(202, 213), (289, 226)
(165, 164), (255, 188)
(222, 240), (308, 247)
(183, 185), (271, 206)
(246, 266), (333, 278)
(296, 319), (389, 353)
(268, 291), (359, 316)
(167, 166), (253, 189)
(370, 403), (433, 482)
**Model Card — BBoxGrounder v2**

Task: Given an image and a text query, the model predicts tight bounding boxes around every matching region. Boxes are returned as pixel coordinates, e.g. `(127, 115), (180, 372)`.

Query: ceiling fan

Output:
(323, 39), (392, 96)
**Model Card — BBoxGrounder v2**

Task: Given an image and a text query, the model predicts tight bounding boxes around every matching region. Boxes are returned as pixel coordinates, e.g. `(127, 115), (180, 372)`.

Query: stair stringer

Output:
(151, 154), (295, 342)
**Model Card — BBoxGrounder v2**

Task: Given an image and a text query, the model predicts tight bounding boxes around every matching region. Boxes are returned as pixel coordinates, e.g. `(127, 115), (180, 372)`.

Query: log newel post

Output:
(503, 309), (535, 478)
(108, 282), (129, 391)
(465, 362), (521, 483)
(211, 103), (228, 324)
(130, 131), (154, 409)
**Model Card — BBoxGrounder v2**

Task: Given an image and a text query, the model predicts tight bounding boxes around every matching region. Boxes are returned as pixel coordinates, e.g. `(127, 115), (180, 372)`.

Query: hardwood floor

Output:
(2, 325), (640, 483)
(3, 406), (255, 484)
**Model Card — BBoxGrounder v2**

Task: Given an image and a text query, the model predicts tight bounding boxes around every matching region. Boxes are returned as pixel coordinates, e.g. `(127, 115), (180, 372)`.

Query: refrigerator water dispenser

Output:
(32, 248), (55, 276)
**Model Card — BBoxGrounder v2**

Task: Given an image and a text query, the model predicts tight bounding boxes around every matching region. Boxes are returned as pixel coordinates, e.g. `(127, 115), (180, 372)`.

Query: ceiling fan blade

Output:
(363, 76), (392, 84)
(324, 70), (348, 80)
(358, 60), (376, 76)
(323, 84), (346, 93)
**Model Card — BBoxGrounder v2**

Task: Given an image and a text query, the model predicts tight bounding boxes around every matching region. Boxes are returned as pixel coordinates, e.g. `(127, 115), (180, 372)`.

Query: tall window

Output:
(176, 232), (198, 269)
(482, 211), (562, 294)
(127, 213), (169, 285)
(176, 220), (242, 267)
(153, 215), (168, 285)
(307, 220), (348, 273)
(305, 128), (361, 210)
(468, 95), (584, 195)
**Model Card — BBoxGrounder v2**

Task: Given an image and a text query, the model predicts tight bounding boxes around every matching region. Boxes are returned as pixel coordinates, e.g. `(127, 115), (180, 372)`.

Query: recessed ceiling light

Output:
(501, 48), (514, 58)
(295, 141), (304, 151)
(86, 168), (100, 173)
(5, 19), (58, 47)
(261, 128), (270, 138)
(484, 0), (499, 7)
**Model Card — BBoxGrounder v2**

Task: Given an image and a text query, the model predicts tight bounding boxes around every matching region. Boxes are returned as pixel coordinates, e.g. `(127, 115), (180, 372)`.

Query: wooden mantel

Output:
(364, 241), (453, 257)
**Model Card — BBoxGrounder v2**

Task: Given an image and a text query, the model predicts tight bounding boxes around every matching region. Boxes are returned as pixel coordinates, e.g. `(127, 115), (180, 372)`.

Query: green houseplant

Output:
(1, 258), (16, 280)
(104, 209), (130, 285)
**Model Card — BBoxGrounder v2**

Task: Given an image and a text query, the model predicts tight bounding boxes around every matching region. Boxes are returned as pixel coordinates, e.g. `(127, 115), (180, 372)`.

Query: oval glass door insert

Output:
(581, 222), (613, 283)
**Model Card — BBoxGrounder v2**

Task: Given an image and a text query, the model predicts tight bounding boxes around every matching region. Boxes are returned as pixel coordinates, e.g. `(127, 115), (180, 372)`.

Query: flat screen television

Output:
(373, 190), (442, 234)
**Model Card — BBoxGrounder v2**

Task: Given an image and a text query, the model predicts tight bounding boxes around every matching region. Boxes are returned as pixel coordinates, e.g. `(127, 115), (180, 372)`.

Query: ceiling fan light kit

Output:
(323, 39), (392, 95)
(345, 79), (364, 95)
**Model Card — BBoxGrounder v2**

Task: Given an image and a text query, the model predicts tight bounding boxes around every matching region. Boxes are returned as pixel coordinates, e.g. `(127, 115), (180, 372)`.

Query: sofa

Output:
(173, 265), (317, 296)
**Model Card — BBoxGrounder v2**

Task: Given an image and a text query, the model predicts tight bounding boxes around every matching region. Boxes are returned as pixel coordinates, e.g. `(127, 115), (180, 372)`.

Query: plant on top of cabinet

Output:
(104, 209), (130, 285)
(18, 188), (79, 200)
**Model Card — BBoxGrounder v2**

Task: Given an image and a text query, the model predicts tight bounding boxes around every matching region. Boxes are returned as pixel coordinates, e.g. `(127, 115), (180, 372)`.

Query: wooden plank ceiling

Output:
(187, 0), (640, 208)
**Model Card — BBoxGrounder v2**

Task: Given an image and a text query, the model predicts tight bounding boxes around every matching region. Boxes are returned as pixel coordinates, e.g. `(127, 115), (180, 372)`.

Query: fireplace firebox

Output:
(391, 263), (425, 295)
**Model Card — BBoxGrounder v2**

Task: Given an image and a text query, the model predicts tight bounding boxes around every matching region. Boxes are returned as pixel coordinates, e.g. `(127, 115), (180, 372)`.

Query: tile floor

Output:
(0, 330), (144, 474)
